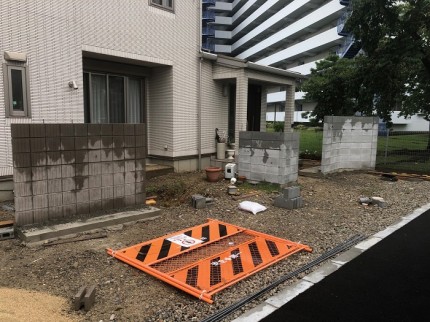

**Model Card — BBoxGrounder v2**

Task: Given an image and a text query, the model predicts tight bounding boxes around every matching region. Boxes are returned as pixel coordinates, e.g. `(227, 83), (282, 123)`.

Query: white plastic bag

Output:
(238, 201), (267, 215)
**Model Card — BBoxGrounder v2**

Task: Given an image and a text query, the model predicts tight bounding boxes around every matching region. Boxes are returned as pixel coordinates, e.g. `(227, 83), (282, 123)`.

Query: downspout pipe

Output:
(198, 1), (202, 171)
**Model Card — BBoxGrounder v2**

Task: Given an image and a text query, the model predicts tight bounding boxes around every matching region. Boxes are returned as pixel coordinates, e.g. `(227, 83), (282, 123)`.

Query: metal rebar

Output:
(201, 234), (366, 322)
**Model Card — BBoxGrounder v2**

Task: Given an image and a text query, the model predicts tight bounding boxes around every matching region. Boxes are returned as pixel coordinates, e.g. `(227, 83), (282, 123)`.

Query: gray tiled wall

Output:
(238, 131), (299, 184)
(321, 116), (378, 174)
(11, 123), (146, 226)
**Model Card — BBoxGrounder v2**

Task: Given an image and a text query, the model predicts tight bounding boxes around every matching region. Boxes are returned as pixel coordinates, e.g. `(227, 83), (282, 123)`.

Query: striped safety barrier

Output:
(107, 219), (312, 303)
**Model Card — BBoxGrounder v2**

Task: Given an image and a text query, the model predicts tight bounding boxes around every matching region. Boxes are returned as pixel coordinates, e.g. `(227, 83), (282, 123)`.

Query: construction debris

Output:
(73, 285), (96, 311)
(273, 186), (303, 210)
(368, 171), (430, 182)
(359, 196), (387, 208)
(232, 191), (258, 201)
(0, 220), (14, 241)
(191, 194), (214, 209)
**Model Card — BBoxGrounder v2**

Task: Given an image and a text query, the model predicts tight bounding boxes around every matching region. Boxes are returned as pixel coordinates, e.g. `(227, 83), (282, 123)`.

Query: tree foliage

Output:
(303, 0), (430, 124)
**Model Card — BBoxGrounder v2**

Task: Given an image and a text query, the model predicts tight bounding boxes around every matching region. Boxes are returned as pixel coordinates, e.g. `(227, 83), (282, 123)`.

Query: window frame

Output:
(3, 63), (31, 118)
(149, 0), (174, 12)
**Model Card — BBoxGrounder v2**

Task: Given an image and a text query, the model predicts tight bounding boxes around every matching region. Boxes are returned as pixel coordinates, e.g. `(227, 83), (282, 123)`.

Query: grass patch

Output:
(294, 129), (323, 159)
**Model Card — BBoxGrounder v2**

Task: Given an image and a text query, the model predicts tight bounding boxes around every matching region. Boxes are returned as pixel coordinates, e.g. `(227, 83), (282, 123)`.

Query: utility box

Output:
(224, 163), (237, 179)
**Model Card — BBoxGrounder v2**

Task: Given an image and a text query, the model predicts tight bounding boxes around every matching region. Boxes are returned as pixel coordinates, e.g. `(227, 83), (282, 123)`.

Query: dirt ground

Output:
(1, 170), (429, 321)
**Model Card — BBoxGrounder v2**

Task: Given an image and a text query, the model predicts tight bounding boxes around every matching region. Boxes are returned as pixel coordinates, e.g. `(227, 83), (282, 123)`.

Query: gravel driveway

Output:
(0, 171), (429, 321)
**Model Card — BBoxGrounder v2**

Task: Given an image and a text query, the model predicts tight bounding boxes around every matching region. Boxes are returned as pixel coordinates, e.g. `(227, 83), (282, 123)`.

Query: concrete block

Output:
(61, 165), (75, 178)
(76, 177), (89, 191)
(88, 150), (101, 163)
(238, 155), (251, 164)
(13, 153), (31, 168)
(74, 124), (88, 137)
(31, 152), (47, 167)
(124, 195), (136, 206)
(124, 136), (136, 148)
(89, 188), (102, 201)
(135, 193), (146, 205)
(75, 163), (89, 176)
(33, 195), (48, 209)
(87, 124), (101, 136)
(273, 196), (303, 209)
(32, 167), (47, 181)
(100, 124), (113, 136)
(136, 136), (146, 147)
(63, 204), (77, 217)
(15, 211), (34, 226)
(101, 136), (113, 149)
(135, 147), (146, 159)
(63, 192), (76, 205)
(88, 176), (101, 188)
(61, 137), (75, 151)
(48, 207), (63, 220)
(47, 166), (62, 180)
(114, 197), (125, 208)
(76, 203), (90, 215)
(76, 190), (89, 203)
(238, 147), (252, 156)
(89, 163), (102, 176)
(125, 148), (136, 160)
(239, 131), (253, 140)
(113, 161), (125, 173)
(283, 186), (300, 199)
(102, 187), (114, 199)
(239, 139), (252, 148)
(12, 138), (30, 153)
(264, 173), (281, 184)
(60, 124), (74, 137)
(48, 179), (63, 193)
(249, 171), (265, 182)
(113, 149), (125, 160)
(30, 138), (46, 152)
(135, 182), (145, 194)
(101, 149), (113, 162)
(88, 137), (101, 150)
(13, 167), (31, 182)
(125, 172), (135, 184)
(101, 174), (114, 187)
(33, 208), (49, 223)
(114, 185), (125, 198)
(47, 152), (61, 165)
(75, 137), (88, 150)
(11, 124), (30, 138)
(61, 151), (75, 164)
(113, 137), (124, 149)
(15, 182), (32, 197)
(124, 183), (135, 196)
(33, 180), (48, 195)
(90, 201), (102, 212)
(135, 170), (146, 182)
(48, 193), (63, 207)
(113, 124), (124, 136)
(45, 124), (60, 137)
(102, 162), (114, 174)
(125, 160), (136, 172)
(114, 173), (125, 185)
(102, 199), (114, 210)
(15, 196), (33, 212)
(135, 124), (145, 135)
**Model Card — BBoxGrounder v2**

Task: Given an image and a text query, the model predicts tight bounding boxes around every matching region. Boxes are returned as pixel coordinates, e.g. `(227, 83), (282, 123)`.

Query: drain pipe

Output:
(198, 57), (202, 171)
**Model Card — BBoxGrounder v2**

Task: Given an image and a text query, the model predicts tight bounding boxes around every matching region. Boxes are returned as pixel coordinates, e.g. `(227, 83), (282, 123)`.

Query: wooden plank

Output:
(0, 220), (14, 228)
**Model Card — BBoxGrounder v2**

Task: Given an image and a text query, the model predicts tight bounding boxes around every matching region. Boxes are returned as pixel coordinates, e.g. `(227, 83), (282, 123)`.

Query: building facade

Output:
(0, 0), (301, 181)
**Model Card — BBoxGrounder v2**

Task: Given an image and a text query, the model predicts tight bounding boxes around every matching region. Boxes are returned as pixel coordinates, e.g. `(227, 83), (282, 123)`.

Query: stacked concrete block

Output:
(273, 186), (303, 210)
(238, 131), (299, 185)
(321, 116), (378, 174)
(11, 123), (147, 226)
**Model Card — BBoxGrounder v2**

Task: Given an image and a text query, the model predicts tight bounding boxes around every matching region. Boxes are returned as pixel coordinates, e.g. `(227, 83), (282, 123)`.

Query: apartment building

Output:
(202, 0), (430, 131)
(0, 0), (302, 186)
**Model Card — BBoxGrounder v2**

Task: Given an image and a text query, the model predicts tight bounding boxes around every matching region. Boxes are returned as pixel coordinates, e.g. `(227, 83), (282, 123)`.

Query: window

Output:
(150, 0), (174, 11)
(3, 64), (30, 117)
(83, 72), (144, 124)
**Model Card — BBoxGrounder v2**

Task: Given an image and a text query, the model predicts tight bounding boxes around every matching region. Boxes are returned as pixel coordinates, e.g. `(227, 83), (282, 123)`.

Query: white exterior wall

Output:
(0, 0), (204, 175)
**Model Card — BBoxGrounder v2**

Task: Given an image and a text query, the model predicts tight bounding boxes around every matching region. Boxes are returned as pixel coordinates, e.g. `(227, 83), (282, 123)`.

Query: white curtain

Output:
(90, 74), (108, 123)
(127, 78), (142, 123)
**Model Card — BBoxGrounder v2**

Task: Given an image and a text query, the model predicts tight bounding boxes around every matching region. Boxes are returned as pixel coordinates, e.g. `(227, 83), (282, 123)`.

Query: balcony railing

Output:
(202, 26), (215, 36)
(339, 0), (350, 5)
(202, 0), (216, 5)
(202, 10), (215, 20)
(202, 39), (215, 52)
(337, 10), (351, 35)
(337, 34), (361, 58)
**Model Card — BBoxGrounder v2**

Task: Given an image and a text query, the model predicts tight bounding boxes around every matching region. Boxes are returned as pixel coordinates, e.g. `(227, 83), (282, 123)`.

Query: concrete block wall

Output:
(321, 116), (378, 174)
(11, 123), (146, 226)
(238, 131), (299, 185)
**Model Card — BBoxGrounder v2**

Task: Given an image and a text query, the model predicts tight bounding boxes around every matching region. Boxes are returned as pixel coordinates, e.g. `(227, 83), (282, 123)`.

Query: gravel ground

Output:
(0, 170), (429, 322)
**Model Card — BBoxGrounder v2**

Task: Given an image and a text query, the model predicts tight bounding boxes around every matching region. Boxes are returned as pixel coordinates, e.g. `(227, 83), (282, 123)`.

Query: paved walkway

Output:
(233, 203), (430, 322)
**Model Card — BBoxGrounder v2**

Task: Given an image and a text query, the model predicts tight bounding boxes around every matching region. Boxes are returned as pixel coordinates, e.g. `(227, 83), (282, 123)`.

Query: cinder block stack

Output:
(273, 186), (303, 210)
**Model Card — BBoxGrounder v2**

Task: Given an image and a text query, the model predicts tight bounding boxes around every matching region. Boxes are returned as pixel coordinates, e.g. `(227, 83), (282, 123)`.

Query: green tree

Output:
(303, 0), (430, 133)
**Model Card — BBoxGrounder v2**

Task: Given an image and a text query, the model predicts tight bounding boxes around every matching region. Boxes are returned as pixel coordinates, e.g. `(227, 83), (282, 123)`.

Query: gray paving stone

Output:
(303, 261), (342, 284)
(231, 302), (277, 322)
(265, 280), (314, 308)
(331, 247), (363, 265)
